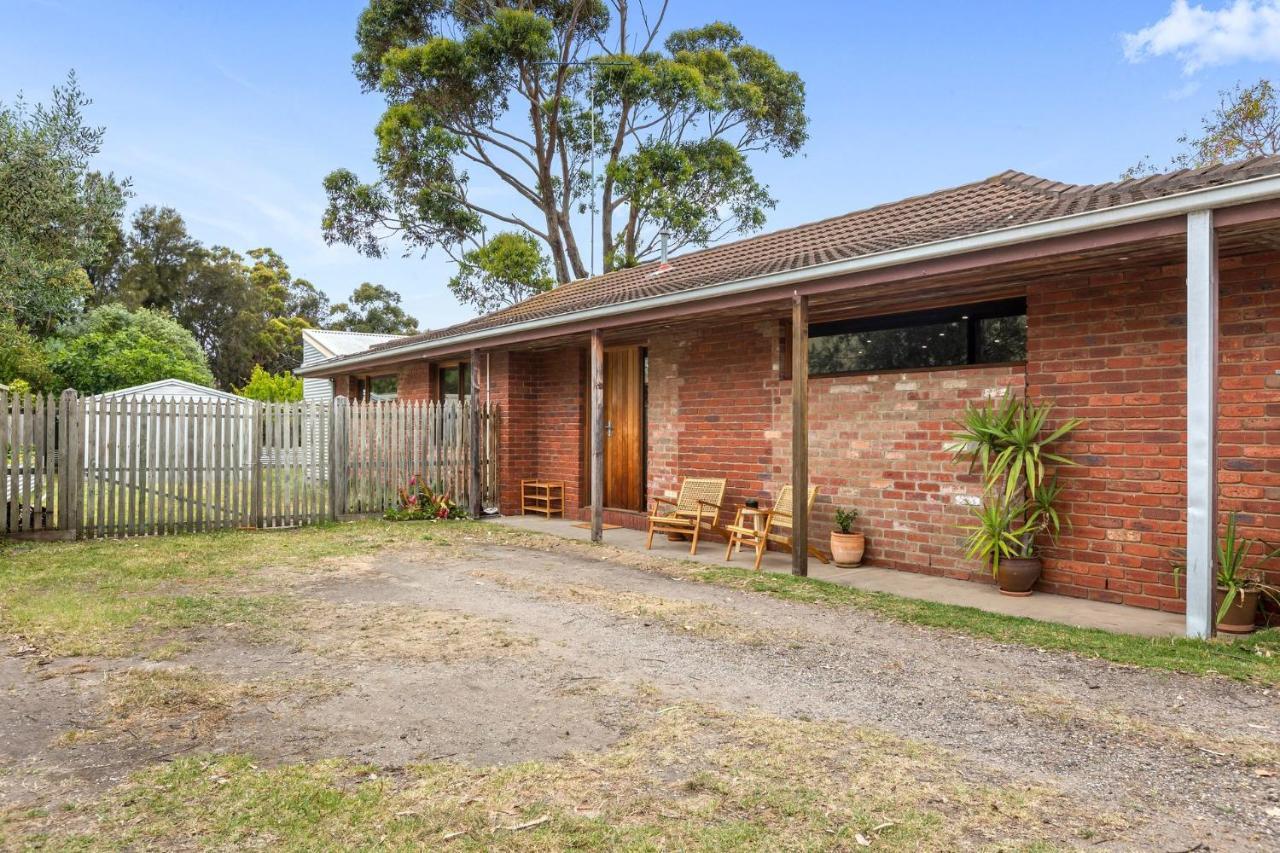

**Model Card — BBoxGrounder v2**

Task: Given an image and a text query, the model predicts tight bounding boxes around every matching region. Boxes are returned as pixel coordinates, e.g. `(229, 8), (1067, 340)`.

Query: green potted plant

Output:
(1175, 512), (1280, 634)
(952, 395), (1082, 595)
(830, 506), (865, 567)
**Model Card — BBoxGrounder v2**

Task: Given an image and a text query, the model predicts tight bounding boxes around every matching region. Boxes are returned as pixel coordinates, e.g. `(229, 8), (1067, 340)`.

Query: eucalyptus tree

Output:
(1124, 79), (1279, 178)
(329, 282), (420, 335)
(323, 0), (808, 296)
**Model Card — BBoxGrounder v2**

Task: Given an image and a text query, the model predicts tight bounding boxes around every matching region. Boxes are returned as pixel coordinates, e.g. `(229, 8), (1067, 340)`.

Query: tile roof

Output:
(367, 155), (1280, 357)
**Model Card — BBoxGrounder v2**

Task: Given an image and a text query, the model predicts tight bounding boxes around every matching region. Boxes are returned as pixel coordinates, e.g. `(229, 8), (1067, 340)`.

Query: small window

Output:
(808, 299), (1026, 376)
(439, 363), (470, 400)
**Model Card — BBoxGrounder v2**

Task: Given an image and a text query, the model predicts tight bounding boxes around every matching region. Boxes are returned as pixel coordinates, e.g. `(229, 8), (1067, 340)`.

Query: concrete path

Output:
(490, 515), (1184, 637)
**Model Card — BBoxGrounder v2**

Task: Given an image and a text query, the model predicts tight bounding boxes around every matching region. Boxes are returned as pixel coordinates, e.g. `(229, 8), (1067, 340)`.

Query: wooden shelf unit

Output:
(521, 479), (565, 518)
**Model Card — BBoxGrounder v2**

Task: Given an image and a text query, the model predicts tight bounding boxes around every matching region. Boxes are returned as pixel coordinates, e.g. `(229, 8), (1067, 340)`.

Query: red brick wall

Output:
(646, 335), (688, 504)
(647, 320), (782, 515)
(396, 363), (430, 401)
(1028, 249), (1280, 611)
(487, 349), (584, 515)
(333, 375), (353, 400)
(490, 351), (537, 513)
(531, 349), (586, 511)
(794, 365), (1025, 579)
(1218, 251), (1280, 578)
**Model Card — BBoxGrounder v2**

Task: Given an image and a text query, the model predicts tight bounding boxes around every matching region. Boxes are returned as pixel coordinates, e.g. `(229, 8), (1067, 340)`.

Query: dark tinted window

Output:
(976, 314), (1027, 364)
(440, 364), (470, 398)
(809, 300), (1026, 375)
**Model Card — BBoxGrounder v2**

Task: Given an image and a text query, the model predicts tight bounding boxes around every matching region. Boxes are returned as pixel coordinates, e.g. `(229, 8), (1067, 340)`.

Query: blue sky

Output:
(5, 1), (1280, 329)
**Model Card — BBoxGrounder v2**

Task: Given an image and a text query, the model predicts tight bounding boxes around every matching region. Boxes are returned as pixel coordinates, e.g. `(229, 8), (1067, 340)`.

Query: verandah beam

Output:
(590, 329), (605, 543)
(1185, 209), (1218, 639)
(791, 292), (809, 577)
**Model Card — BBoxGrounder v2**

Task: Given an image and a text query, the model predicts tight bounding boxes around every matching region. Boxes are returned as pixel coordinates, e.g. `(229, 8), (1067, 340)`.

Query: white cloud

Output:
(1123, 0), (1280, 73)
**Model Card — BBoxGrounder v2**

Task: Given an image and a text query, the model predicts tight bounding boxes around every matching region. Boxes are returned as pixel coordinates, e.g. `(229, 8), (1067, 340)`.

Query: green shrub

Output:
(45, 303), (214, 394)
(235, 365), (302, 402)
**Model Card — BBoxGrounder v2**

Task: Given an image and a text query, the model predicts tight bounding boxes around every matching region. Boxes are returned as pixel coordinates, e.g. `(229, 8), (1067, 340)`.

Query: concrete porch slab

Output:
(488, 515), (1184, 638)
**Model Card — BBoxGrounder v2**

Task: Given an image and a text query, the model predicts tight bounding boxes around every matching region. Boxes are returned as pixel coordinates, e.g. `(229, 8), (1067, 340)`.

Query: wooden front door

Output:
(603, 347), (645, 511)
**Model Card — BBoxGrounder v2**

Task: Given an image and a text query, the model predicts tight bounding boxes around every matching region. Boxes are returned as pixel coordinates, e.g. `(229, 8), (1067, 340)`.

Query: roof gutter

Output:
(299, 172), (1280, 377)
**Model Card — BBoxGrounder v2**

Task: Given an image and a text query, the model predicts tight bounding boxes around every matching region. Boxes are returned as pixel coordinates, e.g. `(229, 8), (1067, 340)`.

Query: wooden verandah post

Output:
(791, 293), (809, 577)
(590, 330), (605, 543)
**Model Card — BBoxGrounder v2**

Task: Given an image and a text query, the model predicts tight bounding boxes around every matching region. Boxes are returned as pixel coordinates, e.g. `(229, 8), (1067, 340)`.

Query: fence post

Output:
(57, 389), (81, 539)
(330, 397), (347, 519)
(251, 401), (264, 528)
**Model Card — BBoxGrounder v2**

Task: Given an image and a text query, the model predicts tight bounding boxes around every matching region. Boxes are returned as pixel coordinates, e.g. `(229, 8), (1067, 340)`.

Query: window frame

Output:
(801, 298), (1027, 379)
(437, 361), (471, 400)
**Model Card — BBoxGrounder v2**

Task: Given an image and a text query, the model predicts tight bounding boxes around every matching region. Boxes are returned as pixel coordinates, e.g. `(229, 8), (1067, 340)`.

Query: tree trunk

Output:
(600, 100), (631, 271)
(623, 206), (641, 264)
(544, 215), (572, 285)
(537, 163), (572, 284)
(560, 212), (589, 279)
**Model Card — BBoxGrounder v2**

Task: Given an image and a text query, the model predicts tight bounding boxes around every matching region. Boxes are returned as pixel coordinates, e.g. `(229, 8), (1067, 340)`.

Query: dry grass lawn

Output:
(2, 520), (1277, 850)
(25, 702), (1112, 851)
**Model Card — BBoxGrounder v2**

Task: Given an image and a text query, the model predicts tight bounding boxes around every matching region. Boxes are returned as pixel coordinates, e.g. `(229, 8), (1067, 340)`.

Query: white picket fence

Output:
(0, 390), (499, 539)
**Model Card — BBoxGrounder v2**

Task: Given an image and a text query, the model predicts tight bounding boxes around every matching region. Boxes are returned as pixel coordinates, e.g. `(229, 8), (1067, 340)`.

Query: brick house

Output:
(299, 157), (1280, 636)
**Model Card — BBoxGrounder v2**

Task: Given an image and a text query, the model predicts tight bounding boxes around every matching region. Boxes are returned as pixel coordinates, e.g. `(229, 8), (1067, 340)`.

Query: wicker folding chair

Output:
(645, 477), (727, 555)
(724, 485), (828, 571)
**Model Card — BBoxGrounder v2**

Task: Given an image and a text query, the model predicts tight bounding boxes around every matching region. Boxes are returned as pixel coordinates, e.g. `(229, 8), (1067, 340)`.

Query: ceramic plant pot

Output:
(1214, 586), (1260, 634)
(996, 557), (1042, 596)
(830, 532), (865, 567)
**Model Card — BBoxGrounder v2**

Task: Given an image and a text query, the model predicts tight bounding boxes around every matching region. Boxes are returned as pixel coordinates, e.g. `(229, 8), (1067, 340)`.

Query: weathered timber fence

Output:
(0, 391), (499, 540)
(339, 398), (499, 515)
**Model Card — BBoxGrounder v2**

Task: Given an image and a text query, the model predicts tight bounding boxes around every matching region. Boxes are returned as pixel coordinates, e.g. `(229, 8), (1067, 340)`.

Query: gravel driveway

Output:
(4, 530), (1278, 850)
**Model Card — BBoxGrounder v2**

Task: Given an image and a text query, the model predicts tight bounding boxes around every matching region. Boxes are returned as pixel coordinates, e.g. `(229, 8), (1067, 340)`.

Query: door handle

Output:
(606, 421), (614, 437)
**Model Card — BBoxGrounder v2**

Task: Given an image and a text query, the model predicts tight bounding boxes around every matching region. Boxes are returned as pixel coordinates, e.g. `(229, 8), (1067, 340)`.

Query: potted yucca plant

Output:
(952, 395), (1082, 595)
(830, 507), (864, 567)
(1175, 512), (1280, 634)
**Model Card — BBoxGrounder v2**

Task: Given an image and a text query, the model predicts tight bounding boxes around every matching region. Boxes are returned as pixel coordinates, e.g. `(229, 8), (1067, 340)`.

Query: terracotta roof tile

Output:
(365, 155), (1280, 357)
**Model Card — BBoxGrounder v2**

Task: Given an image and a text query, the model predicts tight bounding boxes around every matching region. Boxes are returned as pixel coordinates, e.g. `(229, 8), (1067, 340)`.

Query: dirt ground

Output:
(3, 530), (1279, 850)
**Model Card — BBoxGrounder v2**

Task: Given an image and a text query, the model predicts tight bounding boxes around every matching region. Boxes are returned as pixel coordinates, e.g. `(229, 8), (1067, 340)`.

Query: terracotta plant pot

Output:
(830, 532), (865, 567)
(996, 557), (1041, 596)
(1214, 586), (1260, 634)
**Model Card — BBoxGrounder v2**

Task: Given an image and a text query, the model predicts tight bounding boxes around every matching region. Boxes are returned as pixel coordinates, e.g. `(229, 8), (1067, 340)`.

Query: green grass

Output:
(692, 564), (1280, 686)
(0, 519), (488, 657)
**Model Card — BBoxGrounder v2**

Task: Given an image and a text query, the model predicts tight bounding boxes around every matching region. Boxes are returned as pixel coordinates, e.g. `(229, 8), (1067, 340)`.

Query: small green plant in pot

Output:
(1174, 512), (1280, 634)
(952, 395), (1082, 595)
(830, 507), (865, 567)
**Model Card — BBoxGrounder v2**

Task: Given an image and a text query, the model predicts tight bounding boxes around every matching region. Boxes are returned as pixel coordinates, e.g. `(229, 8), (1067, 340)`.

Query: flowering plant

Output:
(385, 475), (468, 521)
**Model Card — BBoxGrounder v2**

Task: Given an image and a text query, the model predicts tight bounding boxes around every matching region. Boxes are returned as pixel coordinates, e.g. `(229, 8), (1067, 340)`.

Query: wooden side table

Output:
(521, 479), (565, 518)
